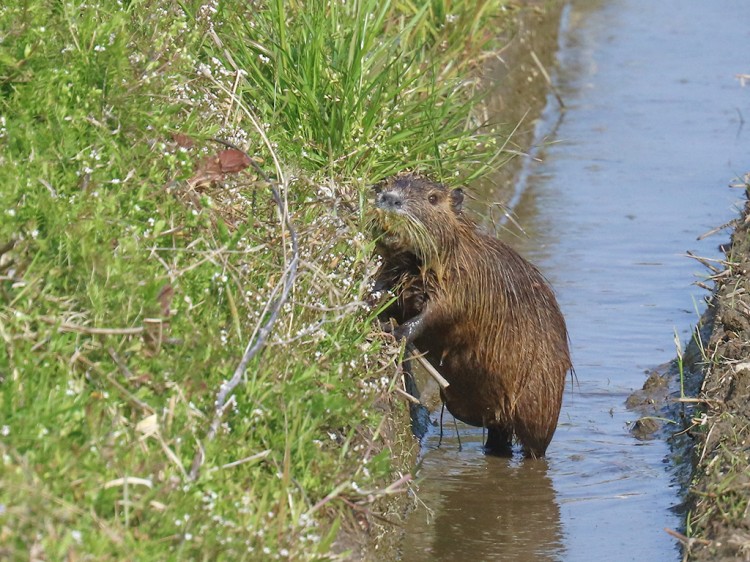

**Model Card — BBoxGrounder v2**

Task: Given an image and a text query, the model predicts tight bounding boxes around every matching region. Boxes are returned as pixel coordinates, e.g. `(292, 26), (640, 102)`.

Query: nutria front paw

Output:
(378, 318), (412, 343)
(379, 318), (396, 334)
(391, 324), (409, 342)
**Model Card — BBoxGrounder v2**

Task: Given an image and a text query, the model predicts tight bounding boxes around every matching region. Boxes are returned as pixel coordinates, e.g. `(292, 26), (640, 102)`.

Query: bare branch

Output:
(40, 317), (144, 335)
(407, 345), (450, 390)
(188, 139), (299, 481)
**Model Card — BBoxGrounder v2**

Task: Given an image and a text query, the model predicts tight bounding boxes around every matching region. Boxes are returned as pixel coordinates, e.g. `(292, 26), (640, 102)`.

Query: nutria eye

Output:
(428, 194), (438, 205)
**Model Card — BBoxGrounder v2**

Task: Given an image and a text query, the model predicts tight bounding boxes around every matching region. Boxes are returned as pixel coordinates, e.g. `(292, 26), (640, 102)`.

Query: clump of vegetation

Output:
(0, 0), (513, 558)
(684, 176), (750, 561)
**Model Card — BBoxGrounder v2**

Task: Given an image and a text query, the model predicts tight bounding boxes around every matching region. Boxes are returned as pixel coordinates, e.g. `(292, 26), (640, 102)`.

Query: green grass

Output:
(1, 0), (513, 559)
(187, 0), (510, 181)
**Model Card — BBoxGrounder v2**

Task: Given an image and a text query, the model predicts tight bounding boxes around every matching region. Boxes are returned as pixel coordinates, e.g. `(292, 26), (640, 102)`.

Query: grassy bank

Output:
(0, 0), (516, 559)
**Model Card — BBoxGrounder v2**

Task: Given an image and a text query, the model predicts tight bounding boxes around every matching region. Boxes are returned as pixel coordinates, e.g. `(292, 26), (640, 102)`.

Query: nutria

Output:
(371, 173), (571, 458)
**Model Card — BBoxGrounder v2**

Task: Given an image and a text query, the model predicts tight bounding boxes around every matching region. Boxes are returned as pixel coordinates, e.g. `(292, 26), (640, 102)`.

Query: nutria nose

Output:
(377, 191), (404, 211)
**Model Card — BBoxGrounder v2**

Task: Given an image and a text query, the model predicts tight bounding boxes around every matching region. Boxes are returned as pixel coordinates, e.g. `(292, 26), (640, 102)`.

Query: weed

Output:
(674, 328), (686, 398)
(189, 0), (511, 182)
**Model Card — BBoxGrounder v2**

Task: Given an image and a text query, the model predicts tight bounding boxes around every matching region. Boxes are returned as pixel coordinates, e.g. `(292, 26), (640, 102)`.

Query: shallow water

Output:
(401, 1), (750, 560)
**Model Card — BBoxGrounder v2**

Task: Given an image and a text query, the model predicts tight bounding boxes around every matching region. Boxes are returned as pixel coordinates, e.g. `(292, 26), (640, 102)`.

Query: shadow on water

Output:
(400, 0), (750, 560)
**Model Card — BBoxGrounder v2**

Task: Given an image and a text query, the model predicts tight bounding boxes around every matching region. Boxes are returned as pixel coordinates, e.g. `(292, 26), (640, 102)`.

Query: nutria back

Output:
(372, 173), (571, 458)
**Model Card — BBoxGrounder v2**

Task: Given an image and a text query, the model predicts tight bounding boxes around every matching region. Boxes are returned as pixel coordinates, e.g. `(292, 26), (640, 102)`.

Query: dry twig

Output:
(531, 50), (565, 109)
(394, 386), (422, 405)
(407, 345), (450, 390)
(684, 251), (724, 274)
(188, 138), (299, 481)
(665, 526), (711, 547)
(40, 316), (144, 335)
(697, 219), (737, 241)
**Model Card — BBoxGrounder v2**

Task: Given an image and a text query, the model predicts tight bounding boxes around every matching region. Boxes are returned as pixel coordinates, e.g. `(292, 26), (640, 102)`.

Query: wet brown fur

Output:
(371, 173), (571, 458)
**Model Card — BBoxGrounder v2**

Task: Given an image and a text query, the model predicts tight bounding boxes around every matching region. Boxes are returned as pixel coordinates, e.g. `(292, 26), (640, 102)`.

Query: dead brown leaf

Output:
(217, 148), (252, 173)
(172, 133), (195, 149)
(186, 149), (252, 190)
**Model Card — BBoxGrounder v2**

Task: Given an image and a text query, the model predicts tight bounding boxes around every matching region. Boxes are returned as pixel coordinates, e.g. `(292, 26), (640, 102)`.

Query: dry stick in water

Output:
(407, 345), (450, 390)
(188, 139), (299, 481)
(394, 386), (422, 405)
(697, 219), (737, 241)
(531, 50), (565, 110)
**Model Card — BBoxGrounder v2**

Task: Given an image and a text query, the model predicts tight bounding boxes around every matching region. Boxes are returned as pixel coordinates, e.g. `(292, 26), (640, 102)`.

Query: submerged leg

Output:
(437, 402), (446, 448)
(517, 430), (551, 459)
(484, 426), (513, 457)
(402, 356), (430, 440)
(453, 416), (462, 452)
(514, 402), (557, 459)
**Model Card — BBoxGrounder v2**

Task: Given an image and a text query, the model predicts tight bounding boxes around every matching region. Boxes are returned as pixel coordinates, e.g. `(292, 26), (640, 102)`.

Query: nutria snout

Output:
(371, 172), (571, 458)
(377, 191), (404, 210)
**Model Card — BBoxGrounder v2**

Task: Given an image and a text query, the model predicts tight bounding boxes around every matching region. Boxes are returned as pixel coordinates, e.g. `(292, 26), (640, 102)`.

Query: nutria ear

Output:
(450, 188), (464, 213)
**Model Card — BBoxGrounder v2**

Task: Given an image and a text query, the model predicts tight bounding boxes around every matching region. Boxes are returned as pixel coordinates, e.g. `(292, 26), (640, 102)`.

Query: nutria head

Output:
(371, 173), (466, 267)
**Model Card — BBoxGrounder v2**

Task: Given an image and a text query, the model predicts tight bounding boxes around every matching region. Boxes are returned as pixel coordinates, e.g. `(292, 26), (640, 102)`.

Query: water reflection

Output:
(403, 431), (564, 562)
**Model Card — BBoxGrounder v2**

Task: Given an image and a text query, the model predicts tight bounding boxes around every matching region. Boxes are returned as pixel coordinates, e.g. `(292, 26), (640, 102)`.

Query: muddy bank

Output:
(683, 178), (750, 561)
(472, 0), (566, 212)
(626, 177), (750, 561)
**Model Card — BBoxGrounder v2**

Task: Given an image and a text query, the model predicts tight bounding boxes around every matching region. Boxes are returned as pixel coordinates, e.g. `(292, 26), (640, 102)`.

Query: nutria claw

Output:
(379, 318), (396, 334)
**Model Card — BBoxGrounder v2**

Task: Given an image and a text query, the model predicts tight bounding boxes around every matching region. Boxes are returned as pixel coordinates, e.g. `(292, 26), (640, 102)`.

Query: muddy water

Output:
(401, 1), (750, 561)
